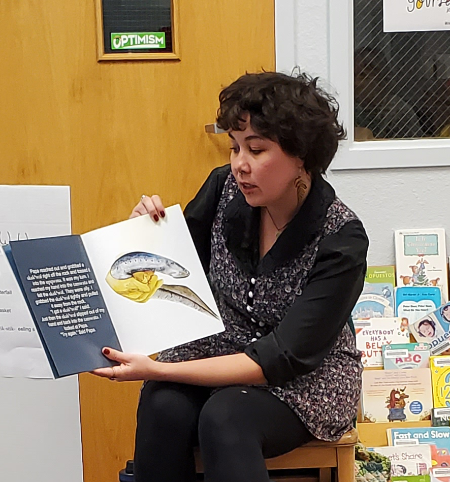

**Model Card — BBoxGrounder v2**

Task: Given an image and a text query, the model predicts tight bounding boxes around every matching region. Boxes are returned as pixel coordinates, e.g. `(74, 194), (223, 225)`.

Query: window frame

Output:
(329, 0), (450, 170)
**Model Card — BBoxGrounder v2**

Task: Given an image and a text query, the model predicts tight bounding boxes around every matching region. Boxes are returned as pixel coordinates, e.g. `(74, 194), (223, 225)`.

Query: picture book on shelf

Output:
(355, 317), (410, 367)
(362, 368), (432, 423)
(369, 444), (431, 476)
(383, 343), (431, 370)
(431, 467), (450, 482)
(391, 476), (430, 482)
(431, 356), (450, 408)
(388, 427), (450, 471)
(395, 286), (442, 327)
(352, 265), (396, 319)
(432, 407), (450, 427)
(3, 205), (224, 378)
(394, 228), (448, 303)
(409, 303), (450, 355)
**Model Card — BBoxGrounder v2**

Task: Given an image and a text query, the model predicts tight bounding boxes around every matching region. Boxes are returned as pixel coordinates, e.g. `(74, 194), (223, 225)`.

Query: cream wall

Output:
(276, 0), (450, 266)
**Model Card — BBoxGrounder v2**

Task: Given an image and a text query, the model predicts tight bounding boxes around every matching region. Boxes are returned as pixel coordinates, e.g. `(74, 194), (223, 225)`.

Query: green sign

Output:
(111, 32), (166, 50)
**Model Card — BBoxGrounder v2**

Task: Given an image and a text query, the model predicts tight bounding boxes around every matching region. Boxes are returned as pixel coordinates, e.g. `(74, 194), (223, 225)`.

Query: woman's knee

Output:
(138, 381), (208, 429)
(198, 387), (254, 444)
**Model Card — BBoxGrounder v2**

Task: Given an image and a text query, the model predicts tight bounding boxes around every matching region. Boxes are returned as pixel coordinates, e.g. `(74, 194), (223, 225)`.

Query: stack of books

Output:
(355, 228), (450, 482)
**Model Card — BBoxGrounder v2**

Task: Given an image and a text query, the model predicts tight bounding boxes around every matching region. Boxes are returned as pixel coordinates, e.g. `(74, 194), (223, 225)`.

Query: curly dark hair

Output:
(216, 71), (346, 176)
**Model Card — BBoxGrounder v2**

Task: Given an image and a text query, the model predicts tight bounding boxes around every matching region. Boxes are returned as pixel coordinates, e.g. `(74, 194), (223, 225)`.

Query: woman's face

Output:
(418, 321), (435, 338)
(443, 306), (450, 322)
(229, 119), (303, 211)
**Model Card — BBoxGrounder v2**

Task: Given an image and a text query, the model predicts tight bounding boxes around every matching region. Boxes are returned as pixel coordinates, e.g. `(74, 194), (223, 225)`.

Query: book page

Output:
(81, 205), (224, 355)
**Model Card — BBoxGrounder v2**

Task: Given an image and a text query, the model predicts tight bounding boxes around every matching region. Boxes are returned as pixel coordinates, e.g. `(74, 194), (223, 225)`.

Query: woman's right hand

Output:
(130, 194), (166, 221)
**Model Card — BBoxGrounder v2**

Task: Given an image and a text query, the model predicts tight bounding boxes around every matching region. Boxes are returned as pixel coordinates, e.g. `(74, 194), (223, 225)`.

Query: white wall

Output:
(276, 0), (450, 266)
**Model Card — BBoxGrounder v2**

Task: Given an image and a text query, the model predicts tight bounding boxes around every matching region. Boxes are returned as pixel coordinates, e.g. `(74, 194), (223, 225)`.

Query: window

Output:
(330, 0), (450, 169)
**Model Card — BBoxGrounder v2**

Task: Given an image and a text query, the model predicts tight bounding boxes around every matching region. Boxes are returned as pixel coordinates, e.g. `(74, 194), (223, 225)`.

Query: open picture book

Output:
(3, 205), (224, 378)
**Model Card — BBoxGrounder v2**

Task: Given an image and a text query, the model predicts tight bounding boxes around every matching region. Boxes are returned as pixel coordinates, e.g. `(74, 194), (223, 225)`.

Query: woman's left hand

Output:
(91, 347), (158, 382)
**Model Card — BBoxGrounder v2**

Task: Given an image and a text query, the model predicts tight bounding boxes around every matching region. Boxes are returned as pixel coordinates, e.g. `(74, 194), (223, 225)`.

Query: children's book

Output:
(395, 228), (448, 303)
(369, 444), (431, 476)
(432, 408), (450, 427)
(431, 356), (450, 408)
(355, 317), (410, 367)
(383, 343), (431, 370)
(431, 467), (450, 482)
(352, 265), (396, 319)
(388, 427), (450, 471)
(3, 205), (224, 378)
(409, 303), (450, 355)
(362, 368), (432, 423)
(391, 477), (430, 482)
(395, 286), (442, 328)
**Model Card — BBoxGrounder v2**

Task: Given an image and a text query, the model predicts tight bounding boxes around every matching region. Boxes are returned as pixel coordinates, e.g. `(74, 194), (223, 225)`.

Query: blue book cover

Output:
(6, 235), (121, 378)
(388, 427), (450, 471)
(395, 286), (442, 328)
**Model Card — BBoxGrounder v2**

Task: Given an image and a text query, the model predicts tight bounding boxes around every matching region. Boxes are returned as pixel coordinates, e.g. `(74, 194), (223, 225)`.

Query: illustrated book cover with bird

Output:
(3, 205), (224, 378)
(394, 229), (448, 303)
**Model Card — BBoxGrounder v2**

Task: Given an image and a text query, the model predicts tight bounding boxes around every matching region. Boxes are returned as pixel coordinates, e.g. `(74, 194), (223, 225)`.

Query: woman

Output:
(93, 71), (369, 482)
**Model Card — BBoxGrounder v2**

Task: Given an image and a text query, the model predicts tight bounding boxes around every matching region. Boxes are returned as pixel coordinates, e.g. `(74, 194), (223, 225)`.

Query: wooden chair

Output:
(195, 428), (357, 482)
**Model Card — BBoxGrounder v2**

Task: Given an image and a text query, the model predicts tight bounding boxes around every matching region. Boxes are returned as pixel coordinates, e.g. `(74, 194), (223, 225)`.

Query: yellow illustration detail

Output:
(416, 0), (423, 9)
(106, 270), (163, 303)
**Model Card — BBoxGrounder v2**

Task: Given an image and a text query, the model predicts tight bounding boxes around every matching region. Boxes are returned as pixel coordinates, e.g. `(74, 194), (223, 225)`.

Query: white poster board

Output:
(384, 0), (450, 32)
(0, 185), (83, 482)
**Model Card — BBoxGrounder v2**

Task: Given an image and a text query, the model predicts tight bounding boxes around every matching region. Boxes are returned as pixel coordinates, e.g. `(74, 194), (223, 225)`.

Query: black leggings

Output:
(134, 382), (314, 482)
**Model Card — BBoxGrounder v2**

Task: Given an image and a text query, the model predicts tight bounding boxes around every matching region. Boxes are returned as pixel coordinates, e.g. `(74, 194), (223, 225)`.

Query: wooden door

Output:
(0, 2), (274, 481)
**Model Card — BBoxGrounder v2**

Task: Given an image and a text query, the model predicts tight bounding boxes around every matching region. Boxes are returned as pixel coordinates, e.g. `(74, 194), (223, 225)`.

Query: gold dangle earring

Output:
(294, 172), (308, 205)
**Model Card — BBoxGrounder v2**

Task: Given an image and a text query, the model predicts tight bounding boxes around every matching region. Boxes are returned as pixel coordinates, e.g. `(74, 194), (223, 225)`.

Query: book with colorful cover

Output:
(431, 356), (450, 408)
(388, 427), (450, 472)
(352, 265), (396, 319)
(391, 477), (430, 482)
(383, 343), (431, 370)
(409, 303), (450, 355)
(369, 444), (431, 476)
(355, 317), (410, 367)
(395, 228), (448, 303)
(362, 368), (432, 423)
(395, 286), (442, 328)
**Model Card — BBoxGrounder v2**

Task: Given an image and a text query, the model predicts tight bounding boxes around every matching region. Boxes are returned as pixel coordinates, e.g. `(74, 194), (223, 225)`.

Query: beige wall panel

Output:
(0, 1), (274, 481)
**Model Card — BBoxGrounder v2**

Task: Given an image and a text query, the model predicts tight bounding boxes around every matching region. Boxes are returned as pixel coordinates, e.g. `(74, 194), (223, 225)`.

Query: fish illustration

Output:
(153, 285), (218, 319)
(106, 251), (217, 319)
(109, 252), (189, 280)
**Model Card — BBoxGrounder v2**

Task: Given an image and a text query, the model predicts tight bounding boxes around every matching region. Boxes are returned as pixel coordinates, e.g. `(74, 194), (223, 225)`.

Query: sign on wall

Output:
(384, 0), (450, 32)
(95, 0), (179, 61)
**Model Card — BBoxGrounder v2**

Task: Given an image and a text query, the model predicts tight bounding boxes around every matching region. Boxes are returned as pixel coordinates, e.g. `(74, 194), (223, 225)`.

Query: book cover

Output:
(369, 444), (431, 476)
(383, 343), (431, 370)
(395, 286), (442, 328)
(355, 317), (410, 367)
(352, 265), (396, 319)
(395, 228), (448, 303)
(388, 427), (450, 471)
(432, 408), (450, 427)
(409, 303), (450, 355)
(362, 369), (432, 423)
(391, 477), (430, 482)
(431, 356), (450, 408)
(431, 467), (450, 482)
(4, 206), (224, 378)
